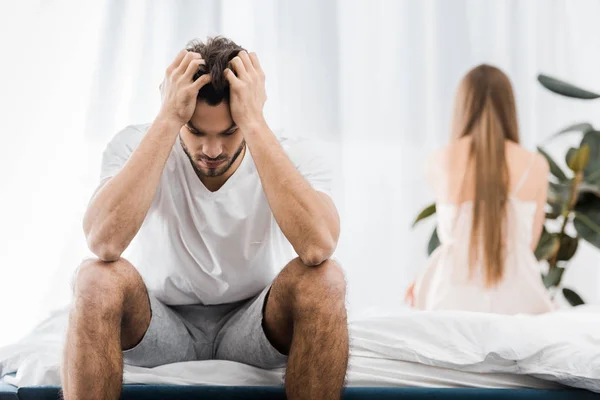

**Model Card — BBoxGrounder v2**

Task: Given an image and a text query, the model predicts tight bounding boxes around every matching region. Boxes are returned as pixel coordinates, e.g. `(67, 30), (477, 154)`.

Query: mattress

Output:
(0, 357), (564, 390)
(2, 306), (600, 394)
(1, 385), (600, 400)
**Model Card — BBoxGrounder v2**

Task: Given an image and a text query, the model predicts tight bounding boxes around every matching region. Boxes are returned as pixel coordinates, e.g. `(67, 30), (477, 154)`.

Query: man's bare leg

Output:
(61, 258), (151, 400)
(263, 258), (348, 400)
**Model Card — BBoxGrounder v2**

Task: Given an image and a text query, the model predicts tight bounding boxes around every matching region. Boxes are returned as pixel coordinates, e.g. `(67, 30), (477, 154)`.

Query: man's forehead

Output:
(189, 117), (236, 134)
(191, 102), (234, 131)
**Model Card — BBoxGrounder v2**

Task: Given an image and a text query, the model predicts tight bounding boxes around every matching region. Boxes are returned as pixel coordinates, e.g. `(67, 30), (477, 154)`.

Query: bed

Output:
(1, 384), (599, 399)
(2, 306), (599, 398)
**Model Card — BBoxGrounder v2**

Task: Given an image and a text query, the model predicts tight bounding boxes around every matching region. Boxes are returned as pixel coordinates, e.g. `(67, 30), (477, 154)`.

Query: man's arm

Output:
(225, 51), (340, 266)
(84, 50), (210, 262)
(244, 123), (340, 266)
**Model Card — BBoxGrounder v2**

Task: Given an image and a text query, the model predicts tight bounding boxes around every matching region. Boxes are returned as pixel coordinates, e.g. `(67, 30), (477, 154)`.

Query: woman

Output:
(406, 64), (555, 314)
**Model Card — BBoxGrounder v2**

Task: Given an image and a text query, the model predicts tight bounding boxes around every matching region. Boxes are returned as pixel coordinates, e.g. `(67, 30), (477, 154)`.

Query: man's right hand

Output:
(158, 50), (212, 126)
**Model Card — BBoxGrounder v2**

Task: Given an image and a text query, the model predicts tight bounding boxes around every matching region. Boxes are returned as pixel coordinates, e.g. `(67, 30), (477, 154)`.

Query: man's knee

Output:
(72, 257), (139, 311)
(282, 258), (346, 312)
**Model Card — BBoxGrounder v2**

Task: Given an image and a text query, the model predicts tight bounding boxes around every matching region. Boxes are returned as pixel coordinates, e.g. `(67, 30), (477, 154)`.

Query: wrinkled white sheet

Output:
(1, 306), (598, 391)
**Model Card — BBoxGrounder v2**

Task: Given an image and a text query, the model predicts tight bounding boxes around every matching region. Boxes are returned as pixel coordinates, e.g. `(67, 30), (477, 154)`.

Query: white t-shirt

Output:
(100, 124), (333, 306)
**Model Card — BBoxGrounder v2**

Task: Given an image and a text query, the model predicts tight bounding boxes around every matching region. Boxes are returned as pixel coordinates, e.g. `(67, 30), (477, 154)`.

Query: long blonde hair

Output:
(451, 65), (520, 286)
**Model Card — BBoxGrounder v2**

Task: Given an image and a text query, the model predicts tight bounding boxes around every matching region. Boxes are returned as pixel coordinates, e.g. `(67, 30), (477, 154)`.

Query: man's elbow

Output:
(298, 235), (337, 267)
(87, 234), (124, 263)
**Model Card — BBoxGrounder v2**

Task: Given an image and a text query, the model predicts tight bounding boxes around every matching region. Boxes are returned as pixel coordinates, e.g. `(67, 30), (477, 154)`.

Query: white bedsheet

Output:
(1, 306), (598, 391)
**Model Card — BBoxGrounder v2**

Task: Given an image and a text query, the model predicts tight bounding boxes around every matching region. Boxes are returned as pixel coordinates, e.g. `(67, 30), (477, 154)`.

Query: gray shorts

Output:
(123, 285), (287, 369)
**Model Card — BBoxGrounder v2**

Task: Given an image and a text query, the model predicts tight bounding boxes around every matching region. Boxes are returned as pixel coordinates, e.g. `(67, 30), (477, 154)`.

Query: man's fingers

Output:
(175, 51), (202, 76)
(167, 49), (187, 74)
(229, 56), (247, 78)
(223, 68), (240, 85)
(249, 52), (264, 76)
(193, 73), (212, 90)
(184, 58), (205, 80)
(238, 51), (254, 74)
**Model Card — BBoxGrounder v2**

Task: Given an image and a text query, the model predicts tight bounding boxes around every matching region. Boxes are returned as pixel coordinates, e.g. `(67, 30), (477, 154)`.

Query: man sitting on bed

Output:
(61, 36), (348, 400)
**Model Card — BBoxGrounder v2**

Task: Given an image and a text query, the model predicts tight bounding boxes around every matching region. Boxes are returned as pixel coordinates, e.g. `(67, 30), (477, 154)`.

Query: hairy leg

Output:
(264, 258), (348, 400)
(61, 258), (150, 400)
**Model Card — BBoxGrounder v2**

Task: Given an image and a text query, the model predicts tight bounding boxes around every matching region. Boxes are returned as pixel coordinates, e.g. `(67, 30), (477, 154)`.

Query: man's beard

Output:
(180, 137), (246, 178)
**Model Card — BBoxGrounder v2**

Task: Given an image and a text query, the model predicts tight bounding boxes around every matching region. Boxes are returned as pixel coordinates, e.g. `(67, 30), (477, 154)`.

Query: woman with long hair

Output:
(406, 64), (555, 314)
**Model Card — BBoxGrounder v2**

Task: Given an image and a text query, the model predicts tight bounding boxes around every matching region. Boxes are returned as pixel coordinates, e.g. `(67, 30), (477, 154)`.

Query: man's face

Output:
(180, 100), (245, 179)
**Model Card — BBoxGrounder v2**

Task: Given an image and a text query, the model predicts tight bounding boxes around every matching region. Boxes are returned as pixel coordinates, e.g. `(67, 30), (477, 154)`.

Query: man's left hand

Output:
(224, 51), (267, 132)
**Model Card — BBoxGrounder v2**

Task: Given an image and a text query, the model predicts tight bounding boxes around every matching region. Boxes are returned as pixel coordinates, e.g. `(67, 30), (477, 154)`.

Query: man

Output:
(61, 37), (348, 400)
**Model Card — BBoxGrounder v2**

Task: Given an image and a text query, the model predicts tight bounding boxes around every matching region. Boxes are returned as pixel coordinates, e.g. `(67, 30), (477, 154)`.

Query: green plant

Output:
(412, 74), (600, 306)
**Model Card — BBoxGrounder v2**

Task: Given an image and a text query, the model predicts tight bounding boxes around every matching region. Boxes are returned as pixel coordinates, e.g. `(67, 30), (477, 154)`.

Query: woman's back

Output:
(430, 136), (546, 207)
(412, 136), (556, 314)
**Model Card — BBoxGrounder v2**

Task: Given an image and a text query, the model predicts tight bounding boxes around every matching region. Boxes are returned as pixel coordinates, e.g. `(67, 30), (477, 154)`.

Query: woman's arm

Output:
(531, 155), (550, 251)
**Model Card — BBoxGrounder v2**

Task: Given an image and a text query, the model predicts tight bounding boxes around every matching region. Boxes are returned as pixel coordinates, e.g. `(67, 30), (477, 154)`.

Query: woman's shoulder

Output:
(425, 146), (448, 167)
(505, 142), (549, 175)
(424, 140), (470, 192)
(424, 146), (449, 181)
(427, 138), (470, 164)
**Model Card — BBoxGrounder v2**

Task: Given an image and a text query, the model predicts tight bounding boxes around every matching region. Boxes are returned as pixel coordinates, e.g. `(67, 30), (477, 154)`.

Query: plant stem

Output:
(550, 172), (582, 271)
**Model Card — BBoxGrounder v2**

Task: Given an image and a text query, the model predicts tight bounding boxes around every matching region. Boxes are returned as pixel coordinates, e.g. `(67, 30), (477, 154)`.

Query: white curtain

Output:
(1, 0), (600, 347)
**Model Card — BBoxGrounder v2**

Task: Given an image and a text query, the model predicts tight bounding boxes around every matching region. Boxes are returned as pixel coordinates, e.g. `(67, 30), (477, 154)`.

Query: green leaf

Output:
(577, 182), (600, 197)
(538, 147), (568, 182)
(427, 227), (440, 256)
(545, 200), (562, 219)
(573, 205), (600, 250)
(550, 181), (599, 209)
(581, 131), (600, 158)
(542, 266), (564, 288)
(545, 123), (595, 144)
(584, 167), (600, 185)
(557, 234), (578, 261)
(548, 180), (599, 206)
(558, 122), (595, 135)
(534, 228), (559, 261)
(544, 122), (595, 148)
(567, 144), (590, 173)
(413, 203), (436, 227)
(562, 288), (585, 306)
(581, 131), (600, 183)
(538, 74), (600, 100)
(548, 181), (571, 205)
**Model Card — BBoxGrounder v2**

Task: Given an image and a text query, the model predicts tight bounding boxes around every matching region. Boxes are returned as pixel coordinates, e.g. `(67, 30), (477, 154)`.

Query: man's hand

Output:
(158, 50), (212, 127)
(224, 51), (267, 132)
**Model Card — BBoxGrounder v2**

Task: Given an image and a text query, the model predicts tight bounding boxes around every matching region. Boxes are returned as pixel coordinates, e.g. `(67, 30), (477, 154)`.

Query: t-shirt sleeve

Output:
(99, 125), (145, 182)
(281, 138), (334, 199)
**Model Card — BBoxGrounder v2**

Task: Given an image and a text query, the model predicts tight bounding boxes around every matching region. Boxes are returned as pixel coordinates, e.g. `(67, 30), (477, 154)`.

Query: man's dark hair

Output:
(186, 36), (245, 105)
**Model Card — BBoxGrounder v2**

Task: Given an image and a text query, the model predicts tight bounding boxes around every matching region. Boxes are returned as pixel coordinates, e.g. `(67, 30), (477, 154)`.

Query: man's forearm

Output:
(244, 120), (340, 266)
(84, 117), (181, 261)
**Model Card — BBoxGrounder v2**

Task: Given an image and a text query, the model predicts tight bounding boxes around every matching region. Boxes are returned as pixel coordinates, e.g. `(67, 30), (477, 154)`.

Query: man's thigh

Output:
(122, 293), (201, 368)
(213, 285), (288, 369)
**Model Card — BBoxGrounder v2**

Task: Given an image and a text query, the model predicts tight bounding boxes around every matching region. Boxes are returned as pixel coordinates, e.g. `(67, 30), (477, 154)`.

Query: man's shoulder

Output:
(105, 123), (151, 150)
(276, 135), (333, 179)
(114, 123), (151, 140)
(278, 135), (311, 151)
(129, 122), (152, 133)
(277, 135), (323, 159)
